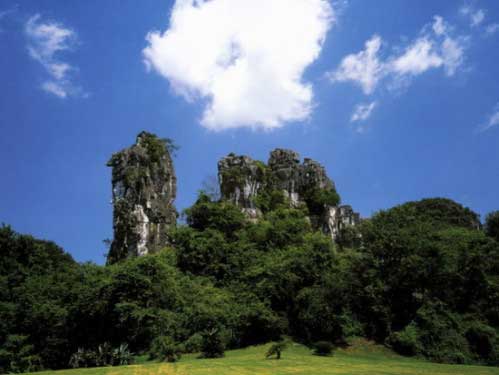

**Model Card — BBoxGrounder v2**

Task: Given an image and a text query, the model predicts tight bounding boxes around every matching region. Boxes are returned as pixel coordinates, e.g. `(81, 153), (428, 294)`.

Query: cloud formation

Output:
(327, 15), (466, 95)
(351, 101), (376, 123)
(25, 14), (83, 98)
(143, 0), (334, 131)
(328, 35), (383, 95)
(478, 103), (499, 132)
(460, 5), (485, 28)
(485, 23), (499, 36)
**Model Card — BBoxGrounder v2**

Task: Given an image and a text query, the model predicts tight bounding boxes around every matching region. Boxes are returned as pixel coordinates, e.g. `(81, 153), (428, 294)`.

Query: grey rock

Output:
(107, 132), (177, 263)
(218, 153), (264, 220)
(218, 148), (360, 241)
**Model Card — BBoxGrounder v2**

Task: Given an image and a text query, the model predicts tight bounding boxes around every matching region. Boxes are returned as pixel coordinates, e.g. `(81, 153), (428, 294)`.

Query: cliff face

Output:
(217, 153), (264, 220)
(106, 132), (177, 263)
(218, 148), (360, 240)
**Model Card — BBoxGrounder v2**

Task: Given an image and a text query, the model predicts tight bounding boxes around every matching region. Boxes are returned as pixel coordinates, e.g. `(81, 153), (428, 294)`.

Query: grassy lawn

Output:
(32, 339), (499, 375)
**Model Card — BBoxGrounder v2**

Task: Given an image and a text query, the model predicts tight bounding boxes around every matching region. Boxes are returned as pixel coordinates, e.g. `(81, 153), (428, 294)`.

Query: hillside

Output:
(31, 340), (499, 375)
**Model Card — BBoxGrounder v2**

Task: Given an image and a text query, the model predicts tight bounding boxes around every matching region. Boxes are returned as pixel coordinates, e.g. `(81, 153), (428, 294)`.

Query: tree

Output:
(313, 341), (334, 356)
(485, 211), (499, 242)
(200, 328), (225, 358)
(149, 336), (181, 363)
(266, 340), (288, 359)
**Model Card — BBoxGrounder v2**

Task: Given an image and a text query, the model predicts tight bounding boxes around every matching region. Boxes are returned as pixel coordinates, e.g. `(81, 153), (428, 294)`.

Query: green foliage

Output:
(485, 211), (499, 242)
(465, 321), (499, 364)
(0, 334), (42, 373)
(68, 343), (132, 369)
(301, 187), (340, 216)
(336, 226), (362, 250)
(266, 340), (288, 359)
(313, 341), (334, 356)
(2, 195), (499, 371)
(183, 192), (246, 238)
(139, 131), (178, 162)
(387, 324), (422, 356)
(254, 189), (289, 213)
(200, 328), (225, 358)
(149, 336), (182, 362)
(182, 333), (203, 353)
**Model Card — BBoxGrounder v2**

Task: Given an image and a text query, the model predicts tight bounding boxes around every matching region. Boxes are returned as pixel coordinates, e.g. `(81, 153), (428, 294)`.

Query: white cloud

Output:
(432, 15), (447, 36)
(440, 36), (465, 76)
(470, 9), (485, 27)
(41, 81), (68, 98)
(328, 15), (466, 94)
(391, 38), (443, 76)
(350, 101), (376, 122)
(485, 23), (499, 36)
(478, 104), (499, 132)
(460, 5), (487, 28)
(143, 0), (334, 131)
(327, 35), (383, 95)
(25, 14), (83, 98)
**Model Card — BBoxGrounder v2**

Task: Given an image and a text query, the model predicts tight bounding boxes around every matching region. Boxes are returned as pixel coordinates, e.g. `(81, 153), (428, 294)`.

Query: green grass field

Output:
(32, 339), (499, 375)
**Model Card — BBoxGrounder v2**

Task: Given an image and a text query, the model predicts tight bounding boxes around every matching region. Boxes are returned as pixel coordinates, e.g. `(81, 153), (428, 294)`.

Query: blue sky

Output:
(1, 0), (498, 263)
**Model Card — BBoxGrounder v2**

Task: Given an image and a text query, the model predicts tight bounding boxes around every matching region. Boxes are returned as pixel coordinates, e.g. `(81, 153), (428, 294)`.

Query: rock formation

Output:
(324, 205), (361, 240)
(106, 132), (177, 263)
(218, 148), (360, 240)
(218, 153), (264, 220)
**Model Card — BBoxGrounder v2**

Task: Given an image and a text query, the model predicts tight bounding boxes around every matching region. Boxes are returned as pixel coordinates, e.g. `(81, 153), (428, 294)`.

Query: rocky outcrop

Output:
(267, 149), (302, 206)
(106, 132), (177, 263)
(218, 148), (360, 240)
(218, 153), (264, 220)
(323, 205), (361, 239)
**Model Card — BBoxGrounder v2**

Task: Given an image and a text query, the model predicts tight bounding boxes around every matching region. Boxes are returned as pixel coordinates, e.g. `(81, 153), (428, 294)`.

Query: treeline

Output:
(1, 195), (499, 373)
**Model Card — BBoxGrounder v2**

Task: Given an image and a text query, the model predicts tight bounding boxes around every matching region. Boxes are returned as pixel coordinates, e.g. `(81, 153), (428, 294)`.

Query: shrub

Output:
(200, 328), (225, 358)
(149, 336), (182, 363)
(183, 333), (204, 353)
(69, 348), (88, 369)
(388, 324), (421, 356)
(313, 341), (334, 356)
(0, 335), (42, 373)
(113, 343), (133, 366)
(96, 342), (113, 366)
(69, 344), (132, 369)
(465, 322), (499, 363)
(485, 211), (499, 242)
(266, 341), (288, 359)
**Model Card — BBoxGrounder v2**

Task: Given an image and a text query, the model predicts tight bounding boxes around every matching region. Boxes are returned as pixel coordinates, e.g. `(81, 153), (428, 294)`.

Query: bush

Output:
(96, 342), (113, 366)
(485, 211), (499, 242)
(266, 341), (288, 359)
(465, 322), (499, 363)
(182, 333), (203, 353)
(113, 343), (133, 366)
(149, 336), (182, 363)
(69, 343), (132, 369)
(313, 341), (334, 356)
(0, 335), (42, 373)
(69, 348), (88, 369)
(200, 328), (225, 358)
(388, 324), (421, 356)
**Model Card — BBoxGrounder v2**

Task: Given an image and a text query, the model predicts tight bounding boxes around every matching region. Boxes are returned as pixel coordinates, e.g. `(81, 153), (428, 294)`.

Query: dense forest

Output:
(0, 193), (499, 372)
(2, 173), (499, 372)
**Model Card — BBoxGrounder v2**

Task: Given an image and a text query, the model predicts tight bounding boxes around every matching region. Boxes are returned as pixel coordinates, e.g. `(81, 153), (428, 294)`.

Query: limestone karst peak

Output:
(218, 148), (360, 239)
(106, 132), (177, 264)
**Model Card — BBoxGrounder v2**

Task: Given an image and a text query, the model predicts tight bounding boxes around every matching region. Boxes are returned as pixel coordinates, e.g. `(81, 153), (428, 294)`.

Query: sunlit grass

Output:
(32, 339), (499, 375)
